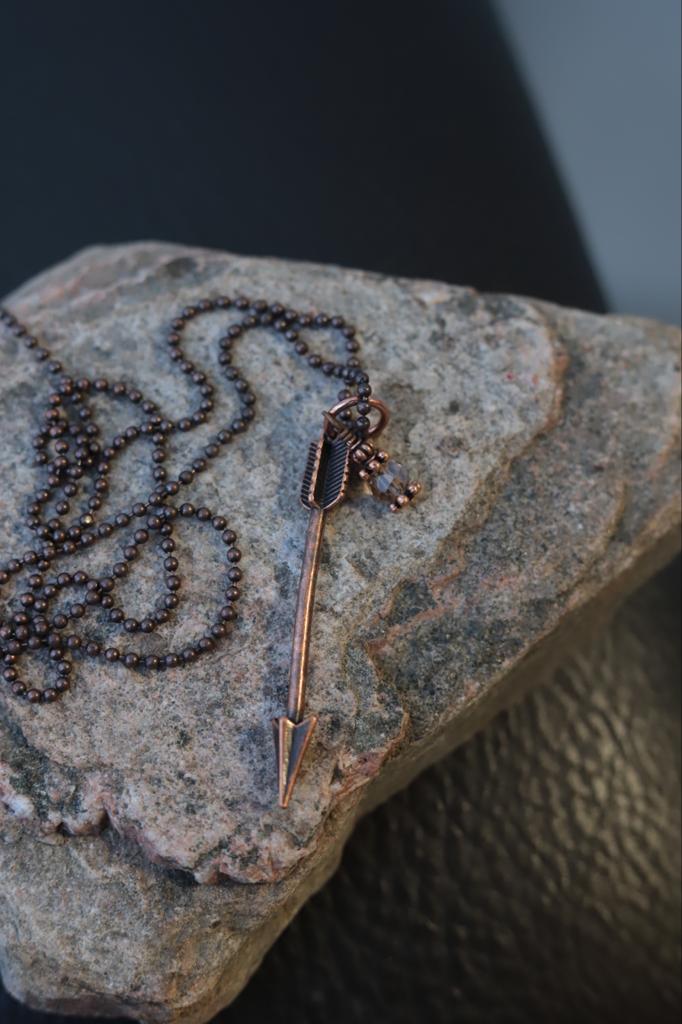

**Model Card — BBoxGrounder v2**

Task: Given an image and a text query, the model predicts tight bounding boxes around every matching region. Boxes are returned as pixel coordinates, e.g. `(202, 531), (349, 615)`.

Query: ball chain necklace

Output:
(0, 295), (421, 806)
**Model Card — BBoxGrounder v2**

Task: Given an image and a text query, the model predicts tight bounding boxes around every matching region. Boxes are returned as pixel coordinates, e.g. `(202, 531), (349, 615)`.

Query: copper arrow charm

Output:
(274, 396), (420, 807)
(273, 426), (350, 807)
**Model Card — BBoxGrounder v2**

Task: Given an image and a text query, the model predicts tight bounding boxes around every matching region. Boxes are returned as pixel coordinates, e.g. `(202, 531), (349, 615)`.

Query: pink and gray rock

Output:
(0, 243), (680, 1021)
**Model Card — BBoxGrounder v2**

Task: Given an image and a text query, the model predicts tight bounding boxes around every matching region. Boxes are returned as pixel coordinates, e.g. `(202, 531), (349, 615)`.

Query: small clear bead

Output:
(370, 460), (407, 500)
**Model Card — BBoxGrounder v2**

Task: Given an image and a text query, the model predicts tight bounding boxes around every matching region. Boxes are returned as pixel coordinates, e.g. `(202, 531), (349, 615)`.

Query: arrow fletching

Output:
(301, 432), (350, 511)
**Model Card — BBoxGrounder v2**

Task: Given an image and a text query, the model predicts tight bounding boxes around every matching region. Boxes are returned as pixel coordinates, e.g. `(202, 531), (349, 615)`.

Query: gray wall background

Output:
(495, 0), (681, 325)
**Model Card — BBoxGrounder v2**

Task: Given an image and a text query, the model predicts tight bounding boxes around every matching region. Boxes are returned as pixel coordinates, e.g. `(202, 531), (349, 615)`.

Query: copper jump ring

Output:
(327, 395), (390, 437)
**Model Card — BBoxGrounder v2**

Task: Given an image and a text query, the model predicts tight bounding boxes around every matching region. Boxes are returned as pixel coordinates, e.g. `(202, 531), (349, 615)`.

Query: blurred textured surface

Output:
(1, 562), (679, 1024)
(224, 559), (681, 1024)
(0, 243), (680, 1021)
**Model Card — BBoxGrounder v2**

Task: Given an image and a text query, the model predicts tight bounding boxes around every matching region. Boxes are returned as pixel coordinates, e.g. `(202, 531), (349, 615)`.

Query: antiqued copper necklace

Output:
(0, 297), (421, 806)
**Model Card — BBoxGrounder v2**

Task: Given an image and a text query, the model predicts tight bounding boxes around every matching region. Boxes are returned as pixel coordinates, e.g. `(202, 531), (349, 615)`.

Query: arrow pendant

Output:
(274, 396), (421, 807)
(273, 429), (350, 807)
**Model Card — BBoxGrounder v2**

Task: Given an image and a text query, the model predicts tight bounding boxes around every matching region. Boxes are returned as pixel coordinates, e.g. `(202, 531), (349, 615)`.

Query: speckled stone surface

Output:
(0, 243), (680, 1021)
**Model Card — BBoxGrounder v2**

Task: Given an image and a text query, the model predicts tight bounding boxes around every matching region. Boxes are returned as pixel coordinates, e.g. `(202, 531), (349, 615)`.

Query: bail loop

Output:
(326, 395), (390, 438)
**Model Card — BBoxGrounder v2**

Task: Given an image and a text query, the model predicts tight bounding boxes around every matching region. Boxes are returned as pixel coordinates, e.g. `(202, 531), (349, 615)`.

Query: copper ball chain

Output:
(0, 296), (374, 705)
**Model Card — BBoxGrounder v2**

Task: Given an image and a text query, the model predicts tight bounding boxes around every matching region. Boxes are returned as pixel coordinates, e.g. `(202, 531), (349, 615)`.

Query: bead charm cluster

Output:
(0, 296), (375, 705)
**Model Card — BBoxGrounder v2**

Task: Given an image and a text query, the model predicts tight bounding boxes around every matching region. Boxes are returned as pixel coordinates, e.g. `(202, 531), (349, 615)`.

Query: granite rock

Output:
(0, 243), (679, 1021)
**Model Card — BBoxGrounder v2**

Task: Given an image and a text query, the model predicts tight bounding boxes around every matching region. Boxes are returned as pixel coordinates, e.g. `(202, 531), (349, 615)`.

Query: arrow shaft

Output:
(287, 505), (326, 722)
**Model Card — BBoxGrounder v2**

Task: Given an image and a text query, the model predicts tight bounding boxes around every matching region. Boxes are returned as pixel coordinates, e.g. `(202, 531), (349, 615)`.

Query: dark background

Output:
(0, 3), (678, 1023)
(0, 1), (603, 309)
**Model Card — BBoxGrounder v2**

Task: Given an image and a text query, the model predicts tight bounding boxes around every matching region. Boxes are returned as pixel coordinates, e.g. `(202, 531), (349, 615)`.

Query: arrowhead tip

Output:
(273, 715), (318, 807)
